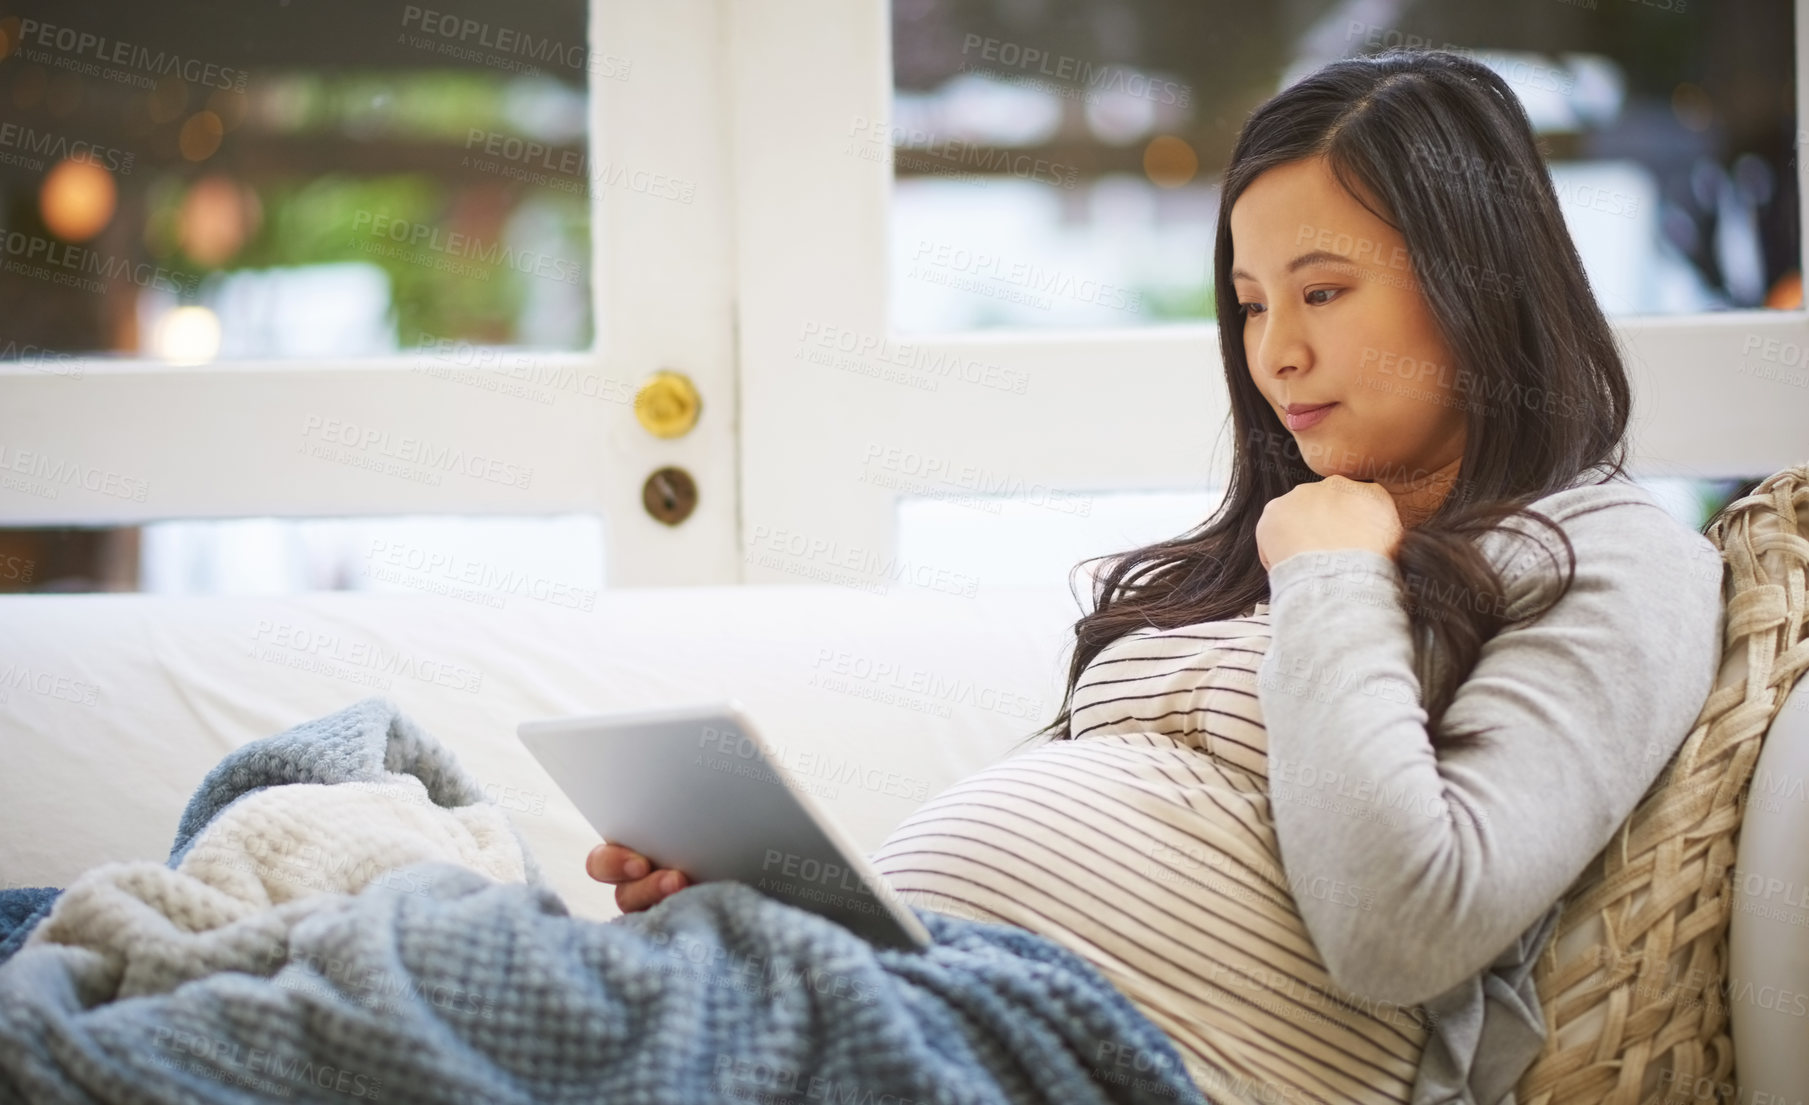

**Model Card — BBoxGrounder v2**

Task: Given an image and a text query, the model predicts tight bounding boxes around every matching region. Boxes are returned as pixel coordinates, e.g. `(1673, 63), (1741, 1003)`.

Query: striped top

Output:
(869, 602), (1432, 1105)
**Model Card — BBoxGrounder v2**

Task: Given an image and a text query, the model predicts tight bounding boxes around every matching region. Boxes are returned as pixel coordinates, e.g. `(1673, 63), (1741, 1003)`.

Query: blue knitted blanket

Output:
(0, 698), (1210, 1105)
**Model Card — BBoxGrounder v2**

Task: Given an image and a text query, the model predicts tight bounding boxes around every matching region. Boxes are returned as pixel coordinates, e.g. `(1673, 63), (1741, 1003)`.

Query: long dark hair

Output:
(1025, 49), (1631, 751)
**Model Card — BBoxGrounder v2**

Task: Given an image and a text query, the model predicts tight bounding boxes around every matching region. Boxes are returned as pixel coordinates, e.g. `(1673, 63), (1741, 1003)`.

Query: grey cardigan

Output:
(1256, 470), (1726, 1105)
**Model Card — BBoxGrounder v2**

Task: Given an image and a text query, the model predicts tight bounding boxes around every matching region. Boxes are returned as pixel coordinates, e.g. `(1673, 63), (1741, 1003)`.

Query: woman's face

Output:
(1229, 155), (1467, 496)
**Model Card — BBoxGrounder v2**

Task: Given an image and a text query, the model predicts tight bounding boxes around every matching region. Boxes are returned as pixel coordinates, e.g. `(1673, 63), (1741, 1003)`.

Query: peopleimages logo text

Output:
(350, 211), (582, 286)
(0, 225), (201, 295)
(400, 6), (631, 79)
(0, 122), (135, 174)
(14, 19), (249, 90)
(958, 34), (1190, 106)
(0, 443), (149, 502)
(300, 415), (534, 490)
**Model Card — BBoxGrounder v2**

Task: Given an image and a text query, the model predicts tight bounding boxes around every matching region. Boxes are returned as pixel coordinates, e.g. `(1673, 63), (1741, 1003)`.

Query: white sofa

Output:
(0, 583), (1081, 923)
(4, 580), (1802, 1101)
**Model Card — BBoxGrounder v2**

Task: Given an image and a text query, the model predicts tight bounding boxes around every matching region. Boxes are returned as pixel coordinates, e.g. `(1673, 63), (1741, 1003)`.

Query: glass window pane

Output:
(0, 514), (605, 598)
(894, 476), (1750, 591)
(0, 0), (594, 363)
(897, 489), (1220, 593)
(890, 0), (1797, 331)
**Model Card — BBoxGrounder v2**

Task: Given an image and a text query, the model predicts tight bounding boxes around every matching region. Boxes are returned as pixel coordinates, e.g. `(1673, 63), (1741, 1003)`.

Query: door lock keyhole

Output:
(642, 466), (697, 526)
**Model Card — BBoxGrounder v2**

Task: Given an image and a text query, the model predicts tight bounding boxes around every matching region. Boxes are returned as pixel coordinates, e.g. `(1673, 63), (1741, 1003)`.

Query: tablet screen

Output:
(520, 702), (932, 950)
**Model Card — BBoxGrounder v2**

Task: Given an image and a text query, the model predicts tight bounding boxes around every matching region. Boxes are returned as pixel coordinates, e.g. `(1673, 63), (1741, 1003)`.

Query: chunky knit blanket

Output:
(0, 697), (1209, 1105)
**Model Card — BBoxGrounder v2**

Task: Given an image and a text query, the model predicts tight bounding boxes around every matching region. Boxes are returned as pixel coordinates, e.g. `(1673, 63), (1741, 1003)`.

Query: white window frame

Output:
(0, 2), (742, 587)
(728, 0), (1809, 590)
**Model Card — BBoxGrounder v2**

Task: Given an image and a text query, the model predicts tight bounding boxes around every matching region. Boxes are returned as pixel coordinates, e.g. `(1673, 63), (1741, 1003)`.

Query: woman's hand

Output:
(586, 842), (691, 913)
(1255, 475), (1404, 572)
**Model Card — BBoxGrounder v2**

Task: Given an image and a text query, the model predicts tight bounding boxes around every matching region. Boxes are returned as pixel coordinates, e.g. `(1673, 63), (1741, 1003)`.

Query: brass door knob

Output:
(634, 370), (701, 438)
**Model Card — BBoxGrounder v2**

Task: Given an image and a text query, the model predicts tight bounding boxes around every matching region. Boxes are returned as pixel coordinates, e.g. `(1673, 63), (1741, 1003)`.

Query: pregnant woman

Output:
(591, 49), (1724, 1105)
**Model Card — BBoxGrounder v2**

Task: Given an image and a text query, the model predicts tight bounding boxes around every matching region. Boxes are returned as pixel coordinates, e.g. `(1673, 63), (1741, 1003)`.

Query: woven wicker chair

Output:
(1515, 463), (1809, 1105)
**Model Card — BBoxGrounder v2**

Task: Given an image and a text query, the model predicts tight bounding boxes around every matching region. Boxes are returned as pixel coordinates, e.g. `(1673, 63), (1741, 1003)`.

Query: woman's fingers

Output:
(616, 868), (689, 914)
(586, 842), (651, 883)
(585, 843), (690, 913)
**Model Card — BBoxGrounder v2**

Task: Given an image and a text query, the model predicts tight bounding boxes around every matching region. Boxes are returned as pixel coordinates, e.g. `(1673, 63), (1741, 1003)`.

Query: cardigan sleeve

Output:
(1256, 489), (1725, 1006)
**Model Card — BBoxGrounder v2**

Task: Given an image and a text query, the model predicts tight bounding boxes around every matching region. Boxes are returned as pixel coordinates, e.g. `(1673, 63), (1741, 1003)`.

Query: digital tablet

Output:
(517, 700), (933, 951)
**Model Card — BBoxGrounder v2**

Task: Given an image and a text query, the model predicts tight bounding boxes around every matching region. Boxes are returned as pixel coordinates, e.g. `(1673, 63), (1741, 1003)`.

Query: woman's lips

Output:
(1283, 403), (1337, 431)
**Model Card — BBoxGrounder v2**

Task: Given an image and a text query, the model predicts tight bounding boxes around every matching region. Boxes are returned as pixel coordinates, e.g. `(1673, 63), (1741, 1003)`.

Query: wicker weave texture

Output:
(1516, 465), (1809, 1105)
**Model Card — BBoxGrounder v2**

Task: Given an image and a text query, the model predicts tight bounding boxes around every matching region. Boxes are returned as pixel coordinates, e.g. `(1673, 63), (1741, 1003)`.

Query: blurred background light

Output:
(179, 110), (226, 161)
(38, 157), (116, 241)
(153, 305), (223, 366)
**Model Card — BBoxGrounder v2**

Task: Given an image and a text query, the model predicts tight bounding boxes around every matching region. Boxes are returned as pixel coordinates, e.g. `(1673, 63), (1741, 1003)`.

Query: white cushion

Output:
(1729, 665), (1809, 1101)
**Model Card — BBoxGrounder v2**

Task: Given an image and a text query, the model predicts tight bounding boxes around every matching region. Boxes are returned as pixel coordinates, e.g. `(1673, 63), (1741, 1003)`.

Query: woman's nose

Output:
(1255, 316), (1307, 378)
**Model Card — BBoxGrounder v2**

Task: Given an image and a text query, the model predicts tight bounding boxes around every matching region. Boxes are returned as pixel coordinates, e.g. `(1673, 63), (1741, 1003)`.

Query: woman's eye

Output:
(1305, 288), (1341, 306)
(1237, 301), (1266, 317)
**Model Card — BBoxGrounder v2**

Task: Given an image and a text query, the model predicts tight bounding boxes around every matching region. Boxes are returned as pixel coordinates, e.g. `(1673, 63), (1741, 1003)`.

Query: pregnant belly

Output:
(870, 730), (1430, 1105)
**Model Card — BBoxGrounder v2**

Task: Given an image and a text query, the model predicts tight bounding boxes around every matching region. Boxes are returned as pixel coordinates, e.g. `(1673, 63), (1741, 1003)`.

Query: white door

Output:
(0, 2), (738, 587)
(728, 0), (1809, 595)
